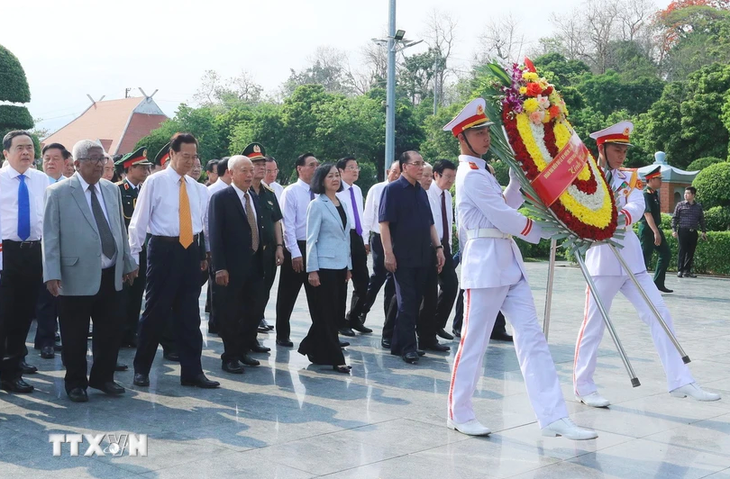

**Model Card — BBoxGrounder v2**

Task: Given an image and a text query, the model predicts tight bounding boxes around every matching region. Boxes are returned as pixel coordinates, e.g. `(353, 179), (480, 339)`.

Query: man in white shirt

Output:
(336, 156), (372, 335)
(420, 159), (458, 351)
(264, 156), (284, 202)
(0, 131), (51, 393)
(419, 163), (433, 190)
(129, 133), (219, 389)
(360, 163), (400, 343)
(275, 152), (319, 347)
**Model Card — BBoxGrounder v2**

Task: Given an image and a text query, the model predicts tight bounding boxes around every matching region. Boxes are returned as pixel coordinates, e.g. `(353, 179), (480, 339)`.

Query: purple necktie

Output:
(349, 186), (362, 235)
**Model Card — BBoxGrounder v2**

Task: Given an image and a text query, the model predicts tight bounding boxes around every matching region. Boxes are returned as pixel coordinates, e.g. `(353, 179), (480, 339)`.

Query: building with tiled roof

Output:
(42, 96), (168, 155)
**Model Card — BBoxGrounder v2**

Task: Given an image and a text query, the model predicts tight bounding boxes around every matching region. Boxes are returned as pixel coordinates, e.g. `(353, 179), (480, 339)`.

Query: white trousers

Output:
(447, 279), (569, 428)
(573, 271), (694, 396)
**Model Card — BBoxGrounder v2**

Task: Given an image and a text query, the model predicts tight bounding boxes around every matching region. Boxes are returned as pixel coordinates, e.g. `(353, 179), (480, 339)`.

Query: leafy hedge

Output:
(0, 45), (31, 103)
(694, 162), (730, 209)
(686, 156), (724, 172)
(0, 105), (34, 131)
(705, 206), (730, 231)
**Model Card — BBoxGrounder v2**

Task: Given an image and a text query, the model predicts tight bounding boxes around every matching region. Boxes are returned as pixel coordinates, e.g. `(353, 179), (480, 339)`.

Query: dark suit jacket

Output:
(208, 185), (263, 285)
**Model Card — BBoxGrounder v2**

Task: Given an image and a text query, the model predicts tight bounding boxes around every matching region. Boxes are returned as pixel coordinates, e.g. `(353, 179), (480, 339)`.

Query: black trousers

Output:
(275, 241), (316, 341)
(218, 253), (264, 362)
(391, 266), (429, 355)
(58, 268), (122, 392)
(640, 227), (670, 287)
(344, 231), (369, 326)
(419, 244), (458, 341)
(362, 234), (391, 322)
(122, 246), (147, 343)
(134, 236), (204, 380)
(0, 241), (42, 380)
(678, 228), (699, 274)
(35, 284), (59, 349)
(261, 250), (278, 321)
(299, 269), (347, 366)
(453, 288), (507, 336)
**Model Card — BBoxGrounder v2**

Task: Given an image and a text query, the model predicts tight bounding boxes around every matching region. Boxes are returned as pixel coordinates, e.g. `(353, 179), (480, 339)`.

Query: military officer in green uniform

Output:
(638, 166), (672, 293)
(115, 147), (152, 347)
(244, 142), (285, 345)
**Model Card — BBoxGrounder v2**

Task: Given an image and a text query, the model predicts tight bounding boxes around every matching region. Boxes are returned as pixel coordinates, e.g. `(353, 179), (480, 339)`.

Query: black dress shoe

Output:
(276, 338), (294, 347)
(20, 360), (38, 374)
(417, 349), (426, 357)
(685, 273), (697, 278)
(381, 337), (391, 349)
(133, 373), (149, 387)
(181, 374), (220, 388)
(163, 351), (180, 362)
(90, 381), (125, 395)
(208, 323), (219, 334)
(333, 365), (351, 373)
(54, 342), (63, 352)
(222, 359), (244, 374)
(250, 342), (271, 353)
(257, 320), (270, 333)
(115, 363), (129, 372)
(437, 328), (454, 340)
(339, 341), (350, 348)
(657, 285), (674, 293)
(421, 340), (450, 352)
(677, 271), (684, 278)
(490, 331), (513, 342)
(339, 327), (356, 337)
(40, 346), (55, 359)
(68, 387), (88, 402)
(351, 321), (373, 334)
(402, 351), (419, 364)
(240, 354), (260, 366)
(1, 378), (34, 393)
(452, 329), (461, 338)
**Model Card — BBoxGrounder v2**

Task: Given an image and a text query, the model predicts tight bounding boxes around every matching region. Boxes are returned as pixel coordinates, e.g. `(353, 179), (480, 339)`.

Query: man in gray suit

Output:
(43, 140), (138, 402)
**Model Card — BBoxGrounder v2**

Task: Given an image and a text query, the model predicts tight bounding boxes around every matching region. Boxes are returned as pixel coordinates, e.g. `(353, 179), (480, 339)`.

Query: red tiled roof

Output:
(42, 97), (167, 155)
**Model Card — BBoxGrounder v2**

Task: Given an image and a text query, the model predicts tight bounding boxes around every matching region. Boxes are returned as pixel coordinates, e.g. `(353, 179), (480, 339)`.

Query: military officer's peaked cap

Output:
(154, 142), (171, 167)
(116, 146), (152, 169)
(442, 98), (494, 137)
(644, 165), (662, 180)
(590, 120), (634, 147)
(242, 142), (266, 161)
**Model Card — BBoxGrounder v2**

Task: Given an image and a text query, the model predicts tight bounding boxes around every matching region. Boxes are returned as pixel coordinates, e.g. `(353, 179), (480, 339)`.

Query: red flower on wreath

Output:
(526, 83), (543, 97)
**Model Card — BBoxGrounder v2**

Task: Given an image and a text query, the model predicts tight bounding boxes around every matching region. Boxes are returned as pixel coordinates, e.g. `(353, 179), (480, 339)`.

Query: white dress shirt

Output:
(336, 181), (366, 241)
(207, 177), (229, 195)
(280, 178), (315, 258)
(427, 182), (454, 242)
(0, 164), (49, 241)
(128, 166), (208, 264)
(362, 180), (387, 238)
(263, 181), (284, 202)
(231, 183), (258, 229)
(76, 175), (117, 269)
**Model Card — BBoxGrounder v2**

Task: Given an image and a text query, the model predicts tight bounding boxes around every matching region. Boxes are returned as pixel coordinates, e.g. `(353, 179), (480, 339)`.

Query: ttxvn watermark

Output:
(49, 433), (148, 456)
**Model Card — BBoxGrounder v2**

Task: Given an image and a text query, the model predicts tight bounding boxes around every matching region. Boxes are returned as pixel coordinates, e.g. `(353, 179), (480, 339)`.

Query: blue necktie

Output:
(18, 174), (31, 240)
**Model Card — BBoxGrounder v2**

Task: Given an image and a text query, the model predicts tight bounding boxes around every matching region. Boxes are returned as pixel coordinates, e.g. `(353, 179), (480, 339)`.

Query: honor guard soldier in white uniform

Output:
(444, 99), (596, 440)
(573, 121), (720, 408)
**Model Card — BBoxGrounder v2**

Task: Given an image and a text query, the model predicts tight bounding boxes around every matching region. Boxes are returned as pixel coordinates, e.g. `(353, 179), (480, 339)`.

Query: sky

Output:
(1, 0), (670, 136)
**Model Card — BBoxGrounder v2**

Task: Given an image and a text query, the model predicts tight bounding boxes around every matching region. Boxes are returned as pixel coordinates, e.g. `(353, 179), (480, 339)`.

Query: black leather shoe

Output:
(40, 346), (55, 359)
(54, 342), (63, 352)
(208, 322), (219, 335)
(90, 381), (125, 395)
(686, 273), (697, 278)
(657, 285), (674, 293)
(677, 271), (684, 278)
(250, 342), (271, 353)
(1, 378), (34, 393)
(421, 340), (450, 352)
(68, 387), (88, 402)
(351, 321), (373, 334)
(20, 360), (38, 374)
(115, 363), (129, 372)
(240, 354), (260, 366)
(339, 327), (356, 337)
(181, 374), (220, 388)
(417, 349), (426, 357)
(133, 373), (150, 387)
(381, 337), (391, 349)
(402, 351), (419, 364)
(222, 359), (244, 374)
(339, 341), (350, 348)
(276, 338), (294, 347)
(257, 320), (270, 333)
(452, 329), (461, 338)
(437, 328), (454, 340)
(491, 331), (513, 342)
(163, 351), (180, 362)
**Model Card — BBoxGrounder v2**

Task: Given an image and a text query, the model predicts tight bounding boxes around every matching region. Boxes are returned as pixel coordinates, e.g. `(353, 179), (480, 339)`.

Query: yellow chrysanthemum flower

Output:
(523, 98), (539, 113)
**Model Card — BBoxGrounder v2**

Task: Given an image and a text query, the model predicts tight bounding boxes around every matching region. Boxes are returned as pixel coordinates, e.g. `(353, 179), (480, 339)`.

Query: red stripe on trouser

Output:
(573, 286), (590, 395)
(448, 289), (471, 420)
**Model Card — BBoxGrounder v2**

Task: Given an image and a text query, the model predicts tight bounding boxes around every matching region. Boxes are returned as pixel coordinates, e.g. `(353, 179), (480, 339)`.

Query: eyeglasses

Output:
(345, 166), (361, 171)
(406, 161), (425, 167)
(79, 157), (105, 164)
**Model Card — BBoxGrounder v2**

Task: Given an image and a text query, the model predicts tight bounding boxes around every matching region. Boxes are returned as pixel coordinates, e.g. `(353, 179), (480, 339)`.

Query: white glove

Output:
(508, 167), (521, 183)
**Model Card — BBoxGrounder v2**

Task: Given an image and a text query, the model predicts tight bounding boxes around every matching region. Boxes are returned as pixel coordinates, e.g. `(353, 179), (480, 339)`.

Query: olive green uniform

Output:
(251, 183), (283, 314)
(638, 187), (670, 289)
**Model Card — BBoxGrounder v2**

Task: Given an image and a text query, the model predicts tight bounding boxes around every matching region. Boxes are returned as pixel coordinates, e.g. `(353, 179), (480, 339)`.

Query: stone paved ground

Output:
(1, 261), (729, 479)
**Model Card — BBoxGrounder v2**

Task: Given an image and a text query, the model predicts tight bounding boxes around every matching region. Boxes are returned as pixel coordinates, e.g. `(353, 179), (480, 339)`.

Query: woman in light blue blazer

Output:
(300, 163), (353, 373)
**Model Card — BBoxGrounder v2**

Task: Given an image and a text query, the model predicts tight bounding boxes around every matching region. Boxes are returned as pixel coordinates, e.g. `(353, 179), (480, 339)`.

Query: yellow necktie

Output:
(179, 178), (194, 248)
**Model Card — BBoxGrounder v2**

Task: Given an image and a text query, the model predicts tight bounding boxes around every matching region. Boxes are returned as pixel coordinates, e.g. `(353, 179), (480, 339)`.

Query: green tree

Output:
(0, 44), (34, 142)
(687, 156), (725, 170)
(693, 161), (730, 208)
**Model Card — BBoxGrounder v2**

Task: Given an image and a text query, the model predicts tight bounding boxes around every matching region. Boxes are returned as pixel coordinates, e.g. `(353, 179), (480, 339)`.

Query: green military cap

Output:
(242, 142), (266, 161)
(154, 142), (171, 167)
(116, 146), (152, 169)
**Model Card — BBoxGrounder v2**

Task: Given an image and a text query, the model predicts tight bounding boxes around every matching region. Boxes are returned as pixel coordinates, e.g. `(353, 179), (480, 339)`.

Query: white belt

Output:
(465, 228), (512, 240)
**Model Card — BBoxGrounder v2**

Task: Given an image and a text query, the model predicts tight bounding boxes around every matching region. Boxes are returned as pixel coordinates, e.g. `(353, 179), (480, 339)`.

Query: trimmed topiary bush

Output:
(693, 162), (730, 209)
(705, 206), (730, 231)
(687, 156), (724, 172)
